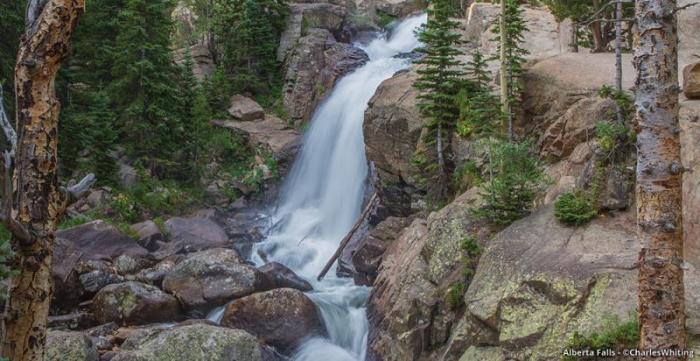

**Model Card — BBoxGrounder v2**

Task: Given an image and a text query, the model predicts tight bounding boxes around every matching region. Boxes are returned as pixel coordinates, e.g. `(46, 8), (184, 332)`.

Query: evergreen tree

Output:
(493, 0), (528, 141)
(85, 91), (119, 185)
(0, 1), (26, 116)
(110, 0), (184, 175)
(456, 50), (502, 138)
(175, 53), (210, 182)
(413, 0), (465, 200)
(212, 0), (287, 94)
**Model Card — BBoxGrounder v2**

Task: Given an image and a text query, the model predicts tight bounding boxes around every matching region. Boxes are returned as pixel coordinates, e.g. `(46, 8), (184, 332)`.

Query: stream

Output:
(208, 14), (427, 361)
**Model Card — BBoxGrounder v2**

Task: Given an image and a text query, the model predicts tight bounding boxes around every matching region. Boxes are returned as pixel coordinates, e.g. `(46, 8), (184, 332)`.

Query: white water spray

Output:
(235, 14), (426, 361)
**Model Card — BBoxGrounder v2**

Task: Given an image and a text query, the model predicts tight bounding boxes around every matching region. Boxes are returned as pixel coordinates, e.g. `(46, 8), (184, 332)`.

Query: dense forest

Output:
(0, 0), (698, 360)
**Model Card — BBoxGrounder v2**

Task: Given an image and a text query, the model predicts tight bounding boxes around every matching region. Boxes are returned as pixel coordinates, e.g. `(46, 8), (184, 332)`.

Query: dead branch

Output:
(317, 192), (379, 281)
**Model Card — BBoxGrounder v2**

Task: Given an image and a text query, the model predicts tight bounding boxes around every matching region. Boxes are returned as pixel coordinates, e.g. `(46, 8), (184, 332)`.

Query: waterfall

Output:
(249, 14), (427, 361)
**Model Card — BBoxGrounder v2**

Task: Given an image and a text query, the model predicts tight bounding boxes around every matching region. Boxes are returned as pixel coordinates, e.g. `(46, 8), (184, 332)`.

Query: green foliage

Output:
(597, 85), (633, 122)
(213, 0), (288, 94)
(452, 160), (482, 193)
(540, 0), (591, 22)
(413, 0), (465, 199)
(80, 91), (119, 186)
(376, 11), (397, 28)
(0, 0), (24, 117)
(595, 121), (629, 155)
(111, 193), (140, 223)
(110, 0), (185, 174)
(460, 236), (482, 257)
(456, 50), (502, 138)
(564, 315), (639, 361)
(473, 140), (548, 226)
(554, 190), (597, 226)
(446, 282), (466, 311)
(0, 225), (17, 300)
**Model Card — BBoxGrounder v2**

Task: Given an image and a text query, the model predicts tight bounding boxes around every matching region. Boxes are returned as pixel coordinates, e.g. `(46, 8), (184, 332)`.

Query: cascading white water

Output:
(236, 14), (426, 361)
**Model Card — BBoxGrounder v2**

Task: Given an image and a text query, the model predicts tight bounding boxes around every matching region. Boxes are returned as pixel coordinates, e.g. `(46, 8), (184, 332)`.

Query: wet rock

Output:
(162, 248), (266, 312)
(92, 281), (182, 326)
(228, 95), (265, 121)
(130, 220), (163, 252)
(258, 262), (313, 292)
(684, 62), (700, 99)
(46, 331), (99, 361)
(221, 288), (325, 352)
(283, 28), (369, 125)
(211, 116), (301, 176)
(364, 70), (425, 216)
(109, 324), (263, 361)
(351, 216), (410, 285)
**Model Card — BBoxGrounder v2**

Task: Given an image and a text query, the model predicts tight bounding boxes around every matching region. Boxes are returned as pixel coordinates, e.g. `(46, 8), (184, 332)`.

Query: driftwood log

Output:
(317, 193), (378, 281)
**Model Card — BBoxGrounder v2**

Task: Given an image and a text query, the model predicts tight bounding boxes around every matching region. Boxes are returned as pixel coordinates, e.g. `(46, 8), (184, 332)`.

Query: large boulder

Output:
(162, 248), (266, 312)
(53, 221), (149, 312)
(445, 207), (639, 360)
(363, 70), (425, 216)
(109, 324), (264, 361)
(130, 220), (163, 252)
(684, 62), (700, 99)
(277, 2), (348, 61)
(228, 95), (265, 121)
(679, 0), (700, 76)
(367, 191), (490, 361)
(464, 3), (571, 60)
(258, 262), (313, 292)
(155, 214), (232, 258)
(522, 53), (634, 142)
(92, 282), (182, 326)
(211, 116), (301, 175)
(221, 288), (325, 352)
(283, 28), (369, 125)
(46, 331), (98, 361)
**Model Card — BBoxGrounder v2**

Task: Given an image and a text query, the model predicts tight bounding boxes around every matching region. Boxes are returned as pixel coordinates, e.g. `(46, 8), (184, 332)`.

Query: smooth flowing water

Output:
(211, 14), (426, 361)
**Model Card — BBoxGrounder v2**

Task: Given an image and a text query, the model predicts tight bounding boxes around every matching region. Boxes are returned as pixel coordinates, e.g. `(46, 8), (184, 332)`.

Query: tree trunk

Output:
(499, 0), (509, 139)
(634, 0), (686, 359)
(1, 1), (85, 360)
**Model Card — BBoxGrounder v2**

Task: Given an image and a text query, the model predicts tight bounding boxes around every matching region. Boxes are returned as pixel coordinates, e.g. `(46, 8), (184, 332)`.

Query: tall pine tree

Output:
(493, 0), (528, 141)
(110, 0), (185, 175)
(456, 50), (502, 138)
(414, 0), (465, 201)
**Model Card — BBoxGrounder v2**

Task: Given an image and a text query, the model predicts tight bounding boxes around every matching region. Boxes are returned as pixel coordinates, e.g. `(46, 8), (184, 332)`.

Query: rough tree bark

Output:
(634, 0), (686, 359)
(1, 0), (86, 360)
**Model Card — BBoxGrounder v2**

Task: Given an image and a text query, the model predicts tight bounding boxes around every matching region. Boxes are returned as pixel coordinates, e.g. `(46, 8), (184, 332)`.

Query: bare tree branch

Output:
(60, 173), (96, 207)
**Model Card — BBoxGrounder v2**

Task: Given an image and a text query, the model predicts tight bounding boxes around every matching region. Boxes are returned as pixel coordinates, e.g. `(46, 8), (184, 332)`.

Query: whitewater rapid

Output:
(211, 14), (427, 361)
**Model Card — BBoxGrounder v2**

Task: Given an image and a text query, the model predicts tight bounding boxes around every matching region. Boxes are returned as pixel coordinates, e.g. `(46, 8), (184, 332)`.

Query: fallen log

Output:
(317, 192), (378, 281)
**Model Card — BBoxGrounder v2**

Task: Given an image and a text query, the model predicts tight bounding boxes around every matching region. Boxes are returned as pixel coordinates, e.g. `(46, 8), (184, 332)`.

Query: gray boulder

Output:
(92, 282), (181, 326)
(46, 331), (98, 361)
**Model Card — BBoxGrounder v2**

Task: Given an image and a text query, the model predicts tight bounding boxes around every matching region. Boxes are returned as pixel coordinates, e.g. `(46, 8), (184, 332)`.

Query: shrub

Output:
(473, 141), (548, 226)
(460, 236), (482, 257)
(446, 282), (466, 311)
(111, 193), (139, 223)
(554, 190), (598, 226)
(564, 315), (639, 361)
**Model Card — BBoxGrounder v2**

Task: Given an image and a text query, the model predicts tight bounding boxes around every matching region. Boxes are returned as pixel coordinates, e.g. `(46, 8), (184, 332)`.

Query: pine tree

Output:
(493, 0), (528, 141)
(413, 0), (465, 200)
(85, 91), (119, 185)
(110, 0), (184, 175)
(0, 0), (26, 116)
(175, 53), (209, 182)
(456, 50), (502, 138)
(213, 0), (287, 94)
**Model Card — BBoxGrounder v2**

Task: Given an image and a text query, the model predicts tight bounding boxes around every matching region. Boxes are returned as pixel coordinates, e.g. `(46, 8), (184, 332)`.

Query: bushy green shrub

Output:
(554, 190), (598, 226)
(446, 282), (466, 311)
(473, 141), (548, 226)
(460, 236), (482, 257)
(564, 315), (639, 361)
